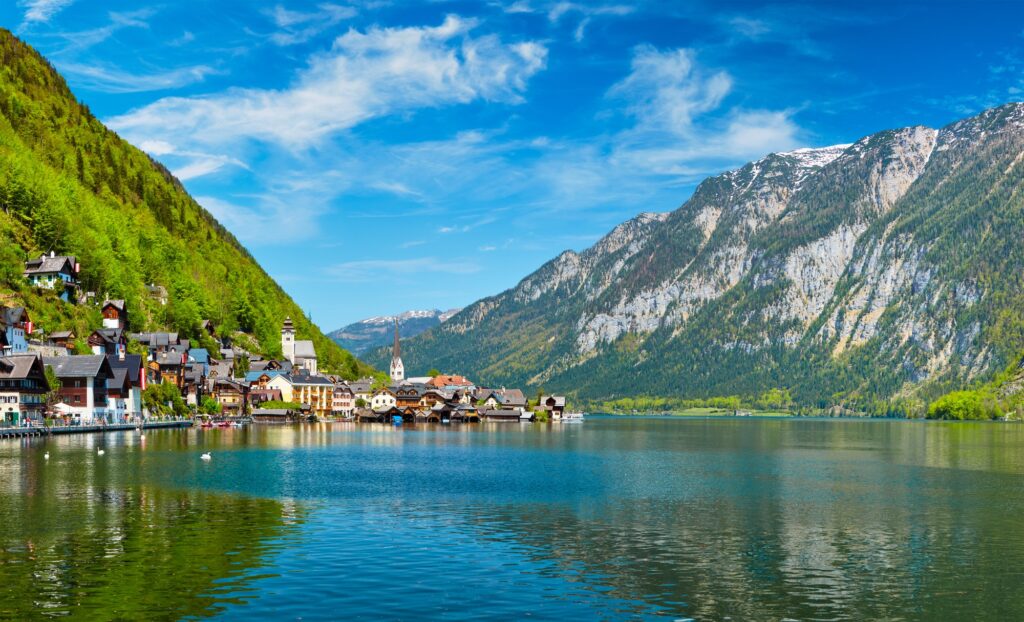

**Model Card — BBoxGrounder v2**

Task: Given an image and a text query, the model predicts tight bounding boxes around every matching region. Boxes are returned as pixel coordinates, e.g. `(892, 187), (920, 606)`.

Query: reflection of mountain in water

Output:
(0, 437), (303, 619)
(451, 435), (1024, 621)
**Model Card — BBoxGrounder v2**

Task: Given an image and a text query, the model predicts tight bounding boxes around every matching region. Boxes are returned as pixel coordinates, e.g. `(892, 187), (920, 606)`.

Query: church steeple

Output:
(389, 318), (405, 383)
(393, 319), (401, 358)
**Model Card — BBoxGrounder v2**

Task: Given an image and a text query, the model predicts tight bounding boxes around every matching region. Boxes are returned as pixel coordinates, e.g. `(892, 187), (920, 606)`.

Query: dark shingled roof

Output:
(23, 254), (75, 276)
(44, 355), (111, 378)
(0, 306), (27, 326)
(0, 355), (45, 380)
(107, 354), (143, 384)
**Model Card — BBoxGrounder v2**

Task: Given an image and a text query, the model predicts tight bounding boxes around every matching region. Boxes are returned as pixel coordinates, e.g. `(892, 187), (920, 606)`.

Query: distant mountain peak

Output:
(374, 103), (1024, 412)
(330, 308), (461, 356)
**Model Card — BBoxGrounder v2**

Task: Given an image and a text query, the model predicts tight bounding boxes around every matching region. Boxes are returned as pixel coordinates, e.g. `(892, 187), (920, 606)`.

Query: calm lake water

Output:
(2, 417), (1024, 620)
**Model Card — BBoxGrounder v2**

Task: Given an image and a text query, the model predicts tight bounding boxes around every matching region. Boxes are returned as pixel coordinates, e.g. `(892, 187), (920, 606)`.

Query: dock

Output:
(0, 419), (192, 439)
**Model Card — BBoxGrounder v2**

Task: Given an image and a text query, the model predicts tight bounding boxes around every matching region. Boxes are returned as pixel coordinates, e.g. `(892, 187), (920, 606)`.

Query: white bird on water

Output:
(200, 452), (212, 461)
(97, 449), (105, 456)
(44, 452), (49, 460)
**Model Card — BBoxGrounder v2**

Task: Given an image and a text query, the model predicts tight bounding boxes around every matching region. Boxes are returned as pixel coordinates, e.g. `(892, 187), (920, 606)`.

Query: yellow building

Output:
(290, 375), (334, 418)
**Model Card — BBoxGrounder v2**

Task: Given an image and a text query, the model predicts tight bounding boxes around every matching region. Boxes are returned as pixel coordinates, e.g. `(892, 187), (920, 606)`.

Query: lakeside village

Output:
(0, 253), (577, 432)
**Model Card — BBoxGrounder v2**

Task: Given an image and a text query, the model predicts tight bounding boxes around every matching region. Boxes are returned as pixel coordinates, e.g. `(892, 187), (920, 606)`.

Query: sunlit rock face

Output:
(383, 104), (1024, 402)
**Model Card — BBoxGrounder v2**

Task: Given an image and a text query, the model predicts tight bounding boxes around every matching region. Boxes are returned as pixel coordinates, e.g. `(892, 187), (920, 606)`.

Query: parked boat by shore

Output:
(560, 412), (586, 423)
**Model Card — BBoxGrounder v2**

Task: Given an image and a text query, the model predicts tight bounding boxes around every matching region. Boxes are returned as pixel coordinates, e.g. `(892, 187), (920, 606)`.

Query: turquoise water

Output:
(2, 417), (1024, 620)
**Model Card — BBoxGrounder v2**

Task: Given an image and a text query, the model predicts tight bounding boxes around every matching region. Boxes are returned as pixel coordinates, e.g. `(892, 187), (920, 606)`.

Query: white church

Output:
(281, 317), (318, 375)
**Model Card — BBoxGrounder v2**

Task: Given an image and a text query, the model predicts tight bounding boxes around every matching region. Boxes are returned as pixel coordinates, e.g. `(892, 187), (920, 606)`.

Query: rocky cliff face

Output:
(379, 104), (1024, 407)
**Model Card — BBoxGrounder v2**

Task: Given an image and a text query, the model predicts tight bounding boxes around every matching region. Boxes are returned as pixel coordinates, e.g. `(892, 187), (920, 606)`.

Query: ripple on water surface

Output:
(1, 418), (1024, 620)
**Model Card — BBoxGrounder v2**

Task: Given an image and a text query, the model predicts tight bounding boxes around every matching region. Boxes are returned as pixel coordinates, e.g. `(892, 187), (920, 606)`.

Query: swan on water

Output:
(97, 449), (105, 456)
(44, 452), (49, 460)
(201, 452), (212, 461)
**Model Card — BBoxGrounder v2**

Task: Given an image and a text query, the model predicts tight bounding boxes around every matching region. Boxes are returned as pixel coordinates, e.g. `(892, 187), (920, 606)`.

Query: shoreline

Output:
(0, 419), (192, 439)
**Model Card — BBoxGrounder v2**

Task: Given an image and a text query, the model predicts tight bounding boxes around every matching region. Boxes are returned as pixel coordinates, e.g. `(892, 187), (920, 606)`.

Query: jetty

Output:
(0, 418), (192, 439)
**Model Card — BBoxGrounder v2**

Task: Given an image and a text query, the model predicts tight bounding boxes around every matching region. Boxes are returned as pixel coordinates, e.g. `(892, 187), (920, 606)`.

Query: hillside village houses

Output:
(0, 256), (562, 427)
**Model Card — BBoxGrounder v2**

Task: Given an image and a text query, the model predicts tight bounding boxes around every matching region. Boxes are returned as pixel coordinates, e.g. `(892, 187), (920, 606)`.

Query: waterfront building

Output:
(211, 378), (248, 415)
(333, 384), (355, 416)
(0, 354), (48, 425)
(106, 353), (145, 419)
(537, 395), (567, 419)
(291, 374), (334, 417)
(370, 387), (397, 412)
(44, 355), (114, 423)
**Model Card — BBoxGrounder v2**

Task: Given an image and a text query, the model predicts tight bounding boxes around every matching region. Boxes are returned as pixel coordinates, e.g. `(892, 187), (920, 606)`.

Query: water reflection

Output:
(2, 419), (1024, 620)
(0, 431), (303, 619)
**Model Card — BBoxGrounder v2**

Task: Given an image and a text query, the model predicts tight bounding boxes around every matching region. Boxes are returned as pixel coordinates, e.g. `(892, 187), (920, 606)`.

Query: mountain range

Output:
(370, 103), (1024, 413)
(0, 30), (375, 379)
(329, 309), (460, 355)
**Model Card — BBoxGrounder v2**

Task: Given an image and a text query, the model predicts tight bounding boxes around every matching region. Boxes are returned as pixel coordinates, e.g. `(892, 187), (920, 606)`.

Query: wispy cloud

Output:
(326, 257), (481, 282)
(438, 216), (496, 234)
(606, 45), (801, 174)
(54, 61), (218, 93)
(108, 15), (547, 153)
(30, 8), (156, 55)
(262, 3), (358, 45)
(20, 0), (74, 25)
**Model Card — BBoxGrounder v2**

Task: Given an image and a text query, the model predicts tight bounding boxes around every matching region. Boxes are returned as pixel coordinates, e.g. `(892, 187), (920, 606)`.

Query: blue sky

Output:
(5, 1), (1024, 330)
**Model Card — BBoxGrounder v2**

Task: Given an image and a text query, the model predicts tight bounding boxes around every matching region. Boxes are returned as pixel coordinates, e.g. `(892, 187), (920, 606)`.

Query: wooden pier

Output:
(0, 419), (192, 439)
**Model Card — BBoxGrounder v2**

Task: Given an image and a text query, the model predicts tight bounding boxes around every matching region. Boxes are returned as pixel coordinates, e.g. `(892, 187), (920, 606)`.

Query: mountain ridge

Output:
(330, 308), (461, 356)
(370, 103), (1024, 413)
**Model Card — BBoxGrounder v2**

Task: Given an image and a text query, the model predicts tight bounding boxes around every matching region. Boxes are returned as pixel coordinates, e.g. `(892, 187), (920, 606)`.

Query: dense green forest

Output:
(0, 30), (376, 378)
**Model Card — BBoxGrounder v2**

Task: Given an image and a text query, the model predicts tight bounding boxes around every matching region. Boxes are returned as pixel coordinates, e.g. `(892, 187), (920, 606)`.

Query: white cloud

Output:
(607, 46), (801, 175)
(21, 0), (74, 24)
(36, 9), (156, 54)
(547, 2), (634, 23)
(326, 257), (481, 282)
(108, 16), (547, 152)
(264, 3), (359, 46)
(610, 46), (732, 135)
(54, 61), (218, 93)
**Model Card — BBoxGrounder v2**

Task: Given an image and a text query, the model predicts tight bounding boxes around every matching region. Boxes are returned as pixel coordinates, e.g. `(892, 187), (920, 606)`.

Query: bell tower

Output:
(389, 319), (405, 383)
(282, 316), (295, 363)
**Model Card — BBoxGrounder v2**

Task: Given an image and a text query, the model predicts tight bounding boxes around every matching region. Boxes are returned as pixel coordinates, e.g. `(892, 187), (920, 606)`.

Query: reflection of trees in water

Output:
(461, 466), (1024, 621)
(0, 485), (302, 618)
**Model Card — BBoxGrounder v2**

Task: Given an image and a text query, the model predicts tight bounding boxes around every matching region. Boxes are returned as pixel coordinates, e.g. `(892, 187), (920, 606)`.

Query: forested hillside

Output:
(0, 30), (375, 378)
(375, 104), (1024, 415)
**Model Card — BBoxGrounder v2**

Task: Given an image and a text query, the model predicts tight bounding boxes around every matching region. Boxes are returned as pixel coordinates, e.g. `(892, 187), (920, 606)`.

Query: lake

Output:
(1, 417), (1023, 620)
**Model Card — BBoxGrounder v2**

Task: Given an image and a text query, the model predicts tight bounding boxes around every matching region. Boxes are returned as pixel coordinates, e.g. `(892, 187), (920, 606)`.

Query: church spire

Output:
(392, 318), (401, 359)
(389, 318), (405, 383)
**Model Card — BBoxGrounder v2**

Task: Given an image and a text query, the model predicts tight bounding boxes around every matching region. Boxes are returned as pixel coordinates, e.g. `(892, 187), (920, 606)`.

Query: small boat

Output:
(392, 415), (403, 426)
(560, 412), (585, 423)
